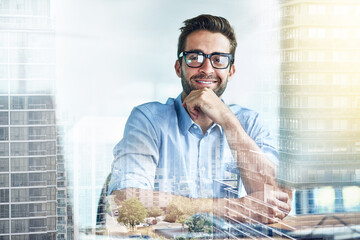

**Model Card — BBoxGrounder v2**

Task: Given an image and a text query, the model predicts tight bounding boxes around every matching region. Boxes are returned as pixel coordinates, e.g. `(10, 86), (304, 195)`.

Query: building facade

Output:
(0, 0), (67, 239)
(278, 0), (360, 213)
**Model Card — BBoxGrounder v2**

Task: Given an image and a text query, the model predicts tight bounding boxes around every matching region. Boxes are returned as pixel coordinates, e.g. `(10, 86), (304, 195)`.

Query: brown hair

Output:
(177, 14), (237, 63)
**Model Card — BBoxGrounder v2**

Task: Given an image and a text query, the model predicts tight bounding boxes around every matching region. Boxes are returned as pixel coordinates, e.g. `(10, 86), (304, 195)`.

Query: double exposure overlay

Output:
(0, 0), (359, 239)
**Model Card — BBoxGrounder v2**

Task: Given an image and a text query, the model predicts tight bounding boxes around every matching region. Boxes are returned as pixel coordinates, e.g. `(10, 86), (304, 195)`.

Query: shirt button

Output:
(193, 125), (198, 129)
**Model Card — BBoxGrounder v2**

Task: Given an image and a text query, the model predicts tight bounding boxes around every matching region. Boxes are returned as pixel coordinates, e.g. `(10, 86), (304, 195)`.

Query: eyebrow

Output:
(185, 49), (227, 55)
(186, 49), (203, 53)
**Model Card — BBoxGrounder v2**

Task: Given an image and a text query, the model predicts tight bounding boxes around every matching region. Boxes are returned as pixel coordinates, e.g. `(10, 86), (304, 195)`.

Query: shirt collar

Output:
(175, 93), (193, 135)
(174, 93), (224, 135)
(210, 122), (223, 134)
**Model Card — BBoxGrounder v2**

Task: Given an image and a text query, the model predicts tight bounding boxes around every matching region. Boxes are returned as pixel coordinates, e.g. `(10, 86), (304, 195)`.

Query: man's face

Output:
(175, 30), (235, 98)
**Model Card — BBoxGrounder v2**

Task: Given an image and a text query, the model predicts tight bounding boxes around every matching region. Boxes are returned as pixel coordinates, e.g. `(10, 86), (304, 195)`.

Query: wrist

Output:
(221, 114), (247, 141)
(220, 109), (240, 130)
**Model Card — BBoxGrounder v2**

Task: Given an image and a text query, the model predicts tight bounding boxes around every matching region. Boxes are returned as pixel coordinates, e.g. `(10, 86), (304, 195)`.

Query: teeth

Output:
(196, 80), (214, 84)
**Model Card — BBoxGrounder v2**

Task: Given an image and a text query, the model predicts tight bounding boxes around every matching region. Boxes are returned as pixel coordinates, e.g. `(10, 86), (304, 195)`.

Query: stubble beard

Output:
(181, 70), (228, 97)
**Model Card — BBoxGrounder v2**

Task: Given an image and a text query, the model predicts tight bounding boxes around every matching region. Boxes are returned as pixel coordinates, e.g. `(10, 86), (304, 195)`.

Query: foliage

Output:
(176, 214), (189, 224)
(185, 213), (213, 234)
(147, 206), (164, 218)
(164, 196), (213, 223)
(164, 203), (183, 222)
(117, 198), (147, 231)
(176, 236), (186, 240)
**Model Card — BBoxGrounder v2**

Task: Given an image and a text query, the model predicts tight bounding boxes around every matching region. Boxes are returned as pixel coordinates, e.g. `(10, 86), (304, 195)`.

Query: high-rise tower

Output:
(0, 1), (59, 239)
(278, 0), (360, 213)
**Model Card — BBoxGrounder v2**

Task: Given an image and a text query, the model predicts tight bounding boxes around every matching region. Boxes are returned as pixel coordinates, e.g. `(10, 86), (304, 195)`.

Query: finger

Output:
(266, 217), (282, 224)
(269, 199), (290, 219)
(273, 192), (291, 214)
(273, 190), (289, 203)
(187, 105), (200, 119)
(250, 204), (282, 224)
(182, 100), (200, 119)
(190, 108), (199, 119)
(273, 207), (287, 219)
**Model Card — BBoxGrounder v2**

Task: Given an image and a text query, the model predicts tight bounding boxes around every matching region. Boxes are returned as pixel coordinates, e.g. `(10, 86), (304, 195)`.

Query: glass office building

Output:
(0, 0), (69, 239)
(278, 0), (360, 213)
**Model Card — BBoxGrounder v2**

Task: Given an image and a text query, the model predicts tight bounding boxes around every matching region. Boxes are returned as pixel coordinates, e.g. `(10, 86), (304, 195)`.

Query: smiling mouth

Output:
(194, 80), (217, 84)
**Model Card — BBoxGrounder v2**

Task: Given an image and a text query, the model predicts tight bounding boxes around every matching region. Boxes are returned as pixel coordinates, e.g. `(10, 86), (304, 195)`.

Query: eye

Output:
(212, 55), (227, 64)
(187, 53), (199, 61)
(186, 53), (204, 63)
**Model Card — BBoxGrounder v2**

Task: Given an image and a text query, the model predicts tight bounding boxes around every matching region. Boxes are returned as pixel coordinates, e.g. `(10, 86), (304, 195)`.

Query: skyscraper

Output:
(278, 0), (360, 213)
(0, 1), (59, 239)
(56, 125), (73, 240)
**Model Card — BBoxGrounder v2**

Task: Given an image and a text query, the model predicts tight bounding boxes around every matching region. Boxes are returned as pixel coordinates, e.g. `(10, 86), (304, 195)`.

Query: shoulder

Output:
(228, 104), (270, 135)
(131, 98), (177, 123)
(228, 104), (259, 122)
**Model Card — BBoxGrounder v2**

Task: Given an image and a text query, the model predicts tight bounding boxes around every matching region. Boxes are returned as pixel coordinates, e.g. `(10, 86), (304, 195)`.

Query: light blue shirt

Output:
(108, 94), (278, 198)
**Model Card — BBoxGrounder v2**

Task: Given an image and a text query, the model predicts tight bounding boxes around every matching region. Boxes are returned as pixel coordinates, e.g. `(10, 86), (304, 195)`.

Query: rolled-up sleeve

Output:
(108, 107), (160, 195)
(248, 113), (279, 166)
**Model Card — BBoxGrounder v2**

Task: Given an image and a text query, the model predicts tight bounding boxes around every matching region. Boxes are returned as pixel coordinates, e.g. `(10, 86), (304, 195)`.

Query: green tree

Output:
(147, 206), (164, 218)
(117, 198), (147, 231)
(164, 196), (213, 223)
(185, 213), (213, 234)
(164, 203), (183, 222)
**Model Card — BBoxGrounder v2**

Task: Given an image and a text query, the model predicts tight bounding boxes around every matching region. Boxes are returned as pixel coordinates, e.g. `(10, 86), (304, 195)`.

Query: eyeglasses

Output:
(179, 51), (233, 69)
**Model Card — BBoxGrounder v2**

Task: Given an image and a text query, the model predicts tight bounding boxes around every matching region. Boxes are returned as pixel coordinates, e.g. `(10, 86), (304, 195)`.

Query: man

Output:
(108, 14), (291, 226)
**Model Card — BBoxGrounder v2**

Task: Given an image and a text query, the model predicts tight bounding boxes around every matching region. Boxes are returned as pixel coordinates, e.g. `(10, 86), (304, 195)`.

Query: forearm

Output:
(109, 189), (239, 223)
(109, 188), (289, 225)
(221, 112), (276, 193)
(111, 188), (214, 213)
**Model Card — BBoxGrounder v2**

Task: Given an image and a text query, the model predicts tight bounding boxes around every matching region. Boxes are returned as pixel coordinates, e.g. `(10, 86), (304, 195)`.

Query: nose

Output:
(199, 57), (215, 74)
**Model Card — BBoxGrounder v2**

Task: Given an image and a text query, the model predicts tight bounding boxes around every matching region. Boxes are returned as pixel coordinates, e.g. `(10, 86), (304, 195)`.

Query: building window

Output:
(309, 5), (325, 15)
(0, 112), (8, 125)
(308, 50), (326, 62)
(333, 119), (347, 131)
(354, 142), (360, 152)
(0, 128), (8, 141)
(0, 143), (9, 156)
(333, 51), (349, 62)
(0, 174), (8, 187)
(0, 205), (9, 218)
(333, 74), (349, 85)
(343, 186), (360, 211)
(308, 28), (326, 39)
(0, 96), (8, 109)
(0, 220), (9, 234)
(11, 219), (29, 233)
(332, 143), (348, 152)
(314, 187), (335, 213)
(333, 97), (348, 108)
(333, 5), (349, 15)
(333, 28), (349, 39)
(0, 189), (9, 203)
(10, 96), (25, 109)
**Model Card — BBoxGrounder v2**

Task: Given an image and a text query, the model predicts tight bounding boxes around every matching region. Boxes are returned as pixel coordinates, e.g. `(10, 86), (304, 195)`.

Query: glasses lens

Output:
(211, 54), (229, 69)
(185, 53), (204, 67)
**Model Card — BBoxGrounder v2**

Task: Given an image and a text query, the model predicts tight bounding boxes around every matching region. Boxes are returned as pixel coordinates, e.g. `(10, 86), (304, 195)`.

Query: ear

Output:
(227, 64), (236, 82)
(175, 60), (181, 78)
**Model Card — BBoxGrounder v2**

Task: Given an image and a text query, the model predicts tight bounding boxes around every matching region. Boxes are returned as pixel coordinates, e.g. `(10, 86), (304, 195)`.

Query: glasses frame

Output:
(178, 51), (233, 69)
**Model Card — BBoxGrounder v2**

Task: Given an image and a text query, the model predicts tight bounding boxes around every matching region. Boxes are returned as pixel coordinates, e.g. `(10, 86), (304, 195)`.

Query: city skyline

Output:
(1, 0), (359, 239)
